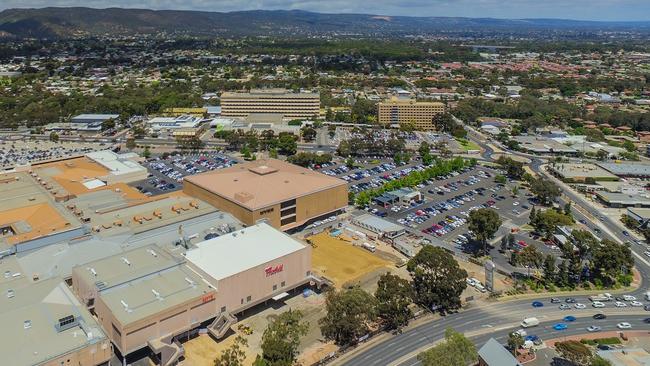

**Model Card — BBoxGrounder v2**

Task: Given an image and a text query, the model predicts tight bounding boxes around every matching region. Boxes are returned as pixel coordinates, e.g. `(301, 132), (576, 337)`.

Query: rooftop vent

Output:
(121, 257), (131, 266)
(6, 289), (14, 298)
(147, 249), (158, 257)
(24, 320), (31, 329)
(55, 315), (78, 332)
(152, 289), (163, 301)
(249, 165), (278, 175)
(89, 267), (97, 277)
(184, 277), (196, 287)
(121, 300), (131, 313)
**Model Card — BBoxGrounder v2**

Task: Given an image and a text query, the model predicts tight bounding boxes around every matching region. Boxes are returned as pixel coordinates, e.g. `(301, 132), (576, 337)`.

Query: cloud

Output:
(1, 0), (649, 21)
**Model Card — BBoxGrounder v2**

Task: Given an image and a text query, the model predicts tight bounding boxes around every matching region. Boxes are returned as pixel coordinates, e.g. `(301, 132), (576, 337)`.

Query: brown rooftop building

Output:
(183, 159), (347, 230)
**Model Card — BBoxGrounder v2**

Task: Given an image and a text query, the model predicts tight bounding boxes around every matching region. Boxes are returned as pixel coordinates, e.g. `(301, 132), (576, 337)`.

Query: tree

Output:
(101, 118), (116, 131)
(255, 310), (308, 366)
(49, 131), (59, 142)
(500, 236), (508, 252)
(622, 140), (636, 152)
(319, 287), (377, 346)
(518, 245), (544, 269)
(325, 108), (334, 121)
(277, 133), (297, 156)
(557, 260), (570, 287)
(131, 125), (146, 139)
(591, 239), (634, 287)
(214, 335), (248, 366)
(530, 178), (561, 205)
(542, 254), (556, 285)
(507, 333), (525, 356)
(494, 175), (507, 184)
(468, 208), (502, 254)
(142, 146), (151, 159)
(418, 328), (477, 366)
(529, 206), (537, 223)
(564, 202), (572, 216)
(555, 340), (593, 366)
(301, 126), (317, 142)
(531, 209), (573, 239)
(345, 157), (355, 169)
(375, 273), (414, 330)
(407, 246), (467, 313)
(419, 141), (434, 165)
(496, 156), (524, 179)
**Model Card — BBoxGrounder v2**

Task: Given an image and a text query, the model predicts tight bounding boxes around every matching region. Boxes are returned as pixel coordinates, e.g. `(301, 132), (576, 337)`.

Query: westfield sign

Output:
(265, 264), (284, 277)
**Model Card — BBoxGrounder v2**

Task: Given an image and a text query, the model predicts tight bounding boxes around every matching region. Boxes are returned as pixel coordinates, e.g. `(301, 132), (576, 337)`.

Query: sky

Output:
(1, 0), (650, 22)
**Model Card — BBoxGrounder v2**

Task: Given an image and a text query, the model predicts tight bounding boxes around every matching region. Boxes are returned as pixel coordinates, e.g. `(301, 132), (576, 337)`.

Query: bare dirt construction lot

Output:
(309, 232), (391, 287)
(182, 331), (257, 366)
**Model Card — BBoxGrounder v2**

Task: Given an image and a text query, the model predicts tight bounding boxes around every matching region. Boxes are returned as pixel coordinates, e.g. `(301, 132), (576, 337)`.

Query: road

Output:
(339, 118), (650, 366)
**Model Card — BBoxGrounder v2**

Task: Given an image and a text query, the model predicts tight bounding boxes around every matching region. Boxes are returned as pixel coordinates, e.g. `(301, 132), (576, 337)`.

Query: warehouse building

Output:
(597, 162), (650, 178)
(220, 89), (320, 119)
(548, 163), (619, 183)
(65, 114), (119, 131)
(378, 98), (445, 131)
(72, 224), (316, 366)
(0, 263), (112, 366)
(183, 158), (348, 230)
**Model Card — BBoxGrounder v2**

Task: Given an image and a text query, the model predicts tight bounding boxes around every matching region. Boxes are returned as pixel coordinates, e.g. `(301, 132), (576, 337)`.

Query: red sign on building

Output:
(265, 264), (284, 277)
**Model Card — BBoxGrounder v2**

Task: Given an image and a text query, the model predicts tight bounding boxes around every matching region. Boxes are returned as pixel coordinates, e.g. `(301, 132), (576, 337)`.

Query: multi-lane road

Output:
(339, 127), (650, 366)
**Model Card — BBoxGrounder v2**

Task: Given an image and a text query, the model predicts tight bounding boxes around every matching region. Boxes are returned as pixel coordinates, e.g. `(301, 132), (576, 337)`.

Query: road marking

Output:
(632, 250), (650, 268)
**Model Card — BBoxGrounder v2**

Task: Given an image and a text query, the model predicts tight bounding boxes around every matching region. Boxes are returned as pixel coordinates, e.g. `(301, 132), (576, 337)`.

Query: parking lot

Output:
(363, 166), (533, 248)
(134, 152), (238, 195)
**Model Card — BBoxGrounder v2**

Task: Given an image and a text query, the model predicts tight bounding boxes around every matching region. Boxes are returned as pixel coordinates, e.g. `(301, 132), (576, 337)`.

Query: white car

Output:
(466, 278), (477, 287)
(631, 301), (644, 307)
(587, 325), (601, 332)
(592, 301), (606, 308)
(513, 329), (527, 337)
(574, 303), (587, 309)
(615, 301), (628, 307)
(623, 295), (637, 301)
(617, 322), (632, 329)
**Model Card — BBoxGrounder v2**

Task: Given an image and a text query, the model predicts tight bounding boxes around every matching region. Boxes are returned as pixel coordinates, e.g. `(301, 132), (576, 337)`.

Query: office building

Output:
(183, 159), (347, 230)
(220, 89), (320, 119)
(378, 98), (445, 130)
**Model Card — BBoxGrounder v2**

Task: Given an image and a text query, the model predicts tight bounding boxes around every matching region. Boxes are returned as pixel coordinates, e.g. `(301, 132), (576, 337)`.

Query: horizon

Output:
(1, 1), (650, 22)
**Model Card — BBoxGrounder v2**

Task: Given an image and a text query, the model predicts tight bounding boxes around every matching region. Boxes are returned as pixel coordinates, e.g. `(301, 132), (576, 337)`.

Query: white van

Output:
(521, 317), (540, 328)
(645, 291), (650, 301)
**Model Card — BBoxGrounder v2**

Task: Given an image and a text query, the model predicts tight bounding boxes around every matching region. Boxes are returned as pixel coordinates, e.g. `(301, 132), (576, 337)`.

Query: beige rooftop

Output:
(183, 158), (347, 210)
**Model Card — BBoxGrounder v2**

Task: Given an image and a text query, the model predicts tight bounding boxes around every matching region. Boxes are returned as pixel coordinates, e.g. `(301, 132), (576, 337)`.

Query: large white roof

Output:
(184, 223), (305, 280)
(86, 150), (146, 176)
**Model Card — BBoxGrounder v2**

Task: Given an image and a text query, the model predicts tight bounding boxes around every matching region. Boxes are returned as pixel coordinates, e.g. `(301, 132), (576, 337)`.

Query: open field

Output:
(455, 138), (481, 151)
(309, 232), (390, 287)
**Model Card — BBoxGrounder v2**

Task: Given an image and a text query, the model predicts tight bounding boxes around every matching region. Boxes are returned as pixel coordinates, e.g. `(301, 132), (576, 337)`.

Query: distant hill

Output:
(1, 7), (649, 39)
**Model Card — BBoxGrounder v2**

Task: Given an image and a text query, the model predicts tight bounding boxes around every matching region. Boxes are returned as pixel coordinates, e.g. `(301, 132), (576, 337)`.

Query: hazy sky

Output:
(1, 0), (650, 21)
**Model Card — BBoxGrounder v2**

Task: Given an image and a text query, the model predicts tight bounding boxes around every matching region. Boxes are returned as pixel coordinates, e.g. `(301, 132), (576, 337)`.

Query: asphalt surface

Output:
(340, 124), (650, 366)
